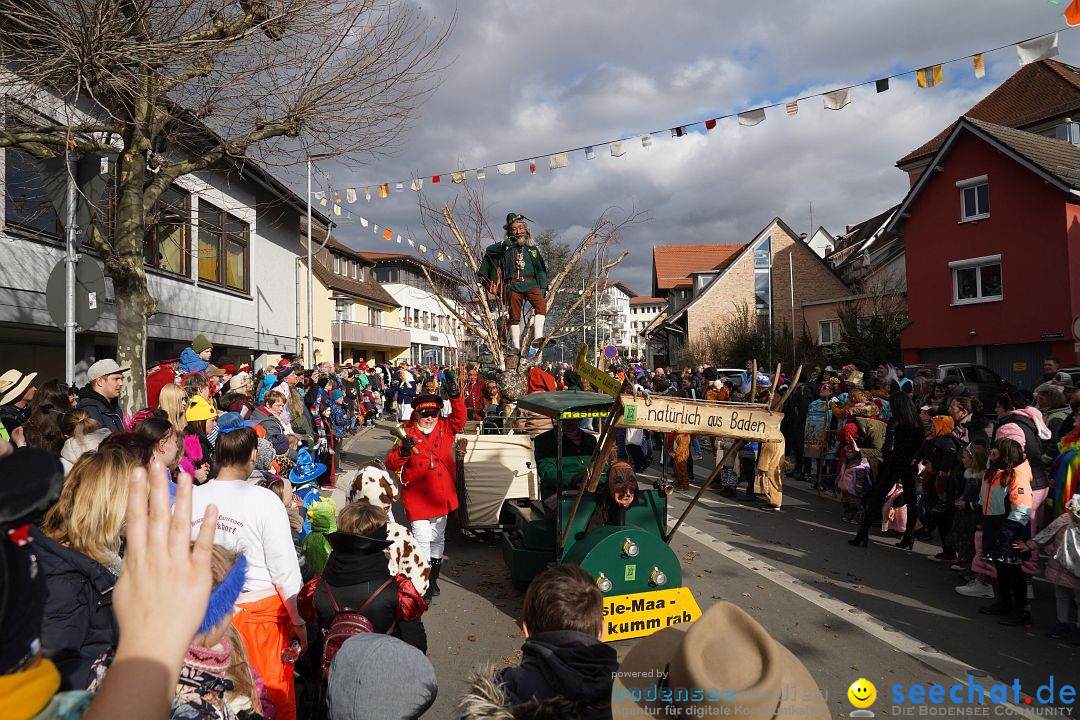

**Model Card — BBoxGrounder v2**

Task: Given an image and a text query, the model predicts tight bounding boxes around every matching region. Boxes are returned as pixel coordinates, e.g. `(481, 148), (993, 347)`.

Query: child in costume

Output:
(1015, 494), (1080, 644)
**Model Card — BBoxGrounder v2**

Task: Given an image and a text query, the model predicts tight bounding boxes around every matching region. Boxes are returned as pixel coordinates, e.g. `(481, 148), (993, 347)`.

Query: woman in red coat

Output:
(385, 372), (466, 601)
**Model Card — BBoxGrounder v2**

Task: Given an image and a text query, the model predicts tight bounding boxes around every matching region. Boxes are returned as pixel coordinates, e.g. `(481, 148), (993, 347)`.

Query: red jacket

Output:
(464, 380), (486, 414)
(385, 394), (467, 521)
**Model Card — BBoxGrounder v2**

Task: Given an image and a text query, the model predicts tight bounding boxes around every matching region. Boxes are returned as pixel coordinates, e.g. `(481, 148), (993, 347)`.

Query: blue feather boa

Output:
(198, 553), (247, 634)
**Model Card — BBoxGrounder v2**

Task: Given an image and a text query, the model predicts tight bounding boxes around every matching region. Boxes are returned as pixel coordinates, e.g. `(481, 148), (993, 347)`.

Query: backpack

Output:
(318, 577), (396, 679)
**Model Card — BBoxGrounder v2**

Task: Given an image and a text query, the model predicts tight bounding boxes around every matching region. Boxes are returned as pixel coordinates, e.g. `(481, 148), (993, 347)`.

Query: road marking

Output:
(672, 517), (1041, 718)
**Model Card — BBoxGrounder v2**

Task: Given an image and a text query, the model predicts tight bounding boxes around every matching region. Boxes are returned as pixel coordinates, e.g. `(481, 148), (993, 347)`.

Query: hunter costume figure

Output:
(479, 212), (549, 350)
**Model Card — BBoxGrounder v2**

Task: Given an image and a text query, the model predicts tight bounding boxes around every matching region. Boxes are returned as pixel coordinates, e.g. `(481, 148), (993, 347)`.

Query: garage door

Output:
(984, 342), (1051, 392)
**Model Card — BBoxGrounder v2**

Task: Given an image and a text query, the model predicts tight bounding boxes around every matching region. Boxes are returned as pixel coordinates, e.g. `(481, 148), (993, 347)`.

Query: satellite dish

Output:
(46, 256), (106, 331)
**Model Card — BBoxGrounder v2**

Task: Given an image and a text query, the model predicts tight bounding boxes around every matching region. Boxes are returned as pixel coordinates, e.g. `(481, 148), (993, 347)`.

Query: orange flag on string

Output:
(1066, 0), (1080, 27)
(383, 228), (392, 240)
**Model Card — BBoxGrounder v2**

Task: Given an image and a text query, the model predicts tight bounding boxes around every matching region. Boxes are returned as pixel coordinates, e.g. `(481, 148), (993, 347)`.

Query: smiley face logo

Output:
(847, 678), (877, 709)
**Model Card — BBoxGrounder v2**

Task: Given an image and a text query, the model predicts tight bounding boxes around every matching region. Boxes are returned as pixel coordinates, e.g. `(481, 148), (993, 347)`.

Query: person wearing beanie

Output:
(970, 437), (1034, 626)
(327, 635), (437, 720)
(329, 389), (353, 439)
(179, 334), (213, 374)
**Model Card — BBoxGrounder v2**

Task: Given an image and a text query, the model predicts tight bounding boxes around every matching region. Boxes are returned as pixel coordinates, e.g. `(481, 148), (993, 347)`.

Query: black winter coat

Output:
(75, 386), (124, 434)
(309, 536), (427, 653)
(33, 528), (119, 690)
(494, 630), (618, 720)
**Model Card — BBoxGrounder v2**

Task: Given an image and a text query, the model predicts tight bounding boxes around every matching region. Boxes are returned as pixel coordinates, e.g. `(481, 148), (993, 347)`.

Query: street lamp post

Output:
(306, 157), (313, 368)
(305, 152), (336, 368)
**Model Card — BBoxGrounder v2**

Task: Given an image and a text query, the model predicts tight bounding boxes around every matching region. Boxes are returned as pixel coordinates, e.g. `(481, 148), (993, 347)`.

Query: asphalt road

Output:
(335, 424), (1074, 719)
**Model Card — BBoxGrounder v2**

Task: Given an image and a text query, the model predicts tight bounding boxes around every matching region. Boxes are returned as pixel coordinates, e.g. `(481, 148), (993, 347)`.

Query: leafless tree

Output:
(0, 0), (451, 409)
(416, 183), (633, 403)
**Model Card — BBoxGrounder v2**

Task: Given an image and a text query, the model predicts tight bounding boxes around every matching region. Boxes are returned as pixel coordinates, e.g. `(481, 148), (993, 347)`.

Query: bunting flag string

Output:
(321, 27), (1070, 204)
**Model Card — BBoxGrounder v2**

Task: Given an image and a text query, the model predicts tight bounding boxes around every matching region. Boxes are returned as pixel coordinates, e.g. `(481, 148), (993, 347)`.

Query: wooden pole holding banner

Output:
(559, 394), (624, 552)
(559, 343), (628, 553)
(665, 439), (743, 543)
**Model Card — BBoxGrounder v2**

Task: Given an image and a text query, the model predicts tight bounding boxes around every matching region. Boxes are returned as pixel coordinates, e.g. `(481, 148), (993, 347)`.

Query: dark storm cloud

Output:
(296, 0), (1079, 295)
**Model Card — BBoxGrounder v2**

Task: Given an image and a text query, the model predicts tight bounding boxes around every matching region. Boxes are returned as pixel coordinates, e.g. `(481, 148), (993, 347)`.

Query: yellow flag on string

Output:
(916, 65), (943, 88)
(973, 54), (986, 79)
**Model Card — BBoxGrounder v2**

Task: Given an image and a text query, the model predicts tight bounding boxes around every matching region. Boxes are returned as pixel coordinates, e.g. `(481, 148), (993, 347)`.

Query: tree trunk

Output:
(109, 147), (156, 415)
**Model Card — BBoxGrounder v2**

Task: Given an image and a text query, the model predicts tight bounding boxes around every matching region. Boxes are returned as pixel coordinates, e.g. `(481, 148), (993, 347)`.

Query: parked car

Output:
(904, 363), (1016, 410)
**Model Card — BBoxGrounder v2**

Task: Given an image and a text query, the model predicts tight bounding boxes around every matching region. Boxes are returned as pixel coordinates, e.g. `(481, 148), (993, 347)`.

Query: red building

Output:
(888, 116), (1080, 389)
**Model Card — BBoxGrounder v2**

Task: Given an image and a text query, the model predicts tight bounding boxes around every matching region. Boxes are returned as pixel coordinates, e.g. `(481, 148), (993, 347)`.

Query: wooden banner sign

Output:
(616, 393), (782, 442)
(603, 587), (702, 642)
(574, 343), (622, 398)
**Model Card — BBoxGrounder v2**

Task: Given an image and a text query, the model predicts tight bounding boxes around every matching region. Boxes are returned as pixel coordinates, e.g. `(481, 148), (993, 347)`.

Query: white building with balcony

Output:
(628, 296), (665, 365)
(360, 252), (464, 367)
(595, 281), (635, 356)
(299, 227), (410, 366)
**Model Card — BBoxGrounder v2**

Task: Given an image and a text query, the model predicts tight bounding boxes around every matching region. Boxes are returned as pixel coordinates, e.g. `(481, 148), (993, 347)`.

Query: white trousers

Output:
(410, 515), (448, 560)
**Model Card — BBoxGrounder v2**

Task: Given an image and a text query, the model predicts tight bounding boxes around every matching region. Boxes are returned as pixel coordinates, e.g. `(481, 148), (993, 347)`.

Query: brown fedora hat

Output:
(612, 602), (831, 718)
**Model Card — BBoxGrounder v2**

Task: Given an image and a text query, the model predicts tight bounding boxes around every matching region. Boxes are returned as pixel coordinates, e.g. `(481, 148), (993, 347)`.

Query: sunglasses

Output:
(417, 409), (440, 418)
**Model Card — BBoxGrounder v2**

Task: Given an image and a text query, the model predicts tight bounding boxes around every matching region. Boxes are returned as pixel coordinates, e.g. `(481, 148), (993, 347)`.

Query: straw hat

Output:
(0, 370), (37, 406)
(612, 602), (831, 718)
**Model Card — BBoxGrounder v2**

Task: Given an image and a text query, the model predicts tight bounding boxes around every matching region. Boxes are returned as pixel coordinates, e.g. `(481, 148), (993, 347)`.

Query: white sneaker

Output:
(956, 578), (995, 598)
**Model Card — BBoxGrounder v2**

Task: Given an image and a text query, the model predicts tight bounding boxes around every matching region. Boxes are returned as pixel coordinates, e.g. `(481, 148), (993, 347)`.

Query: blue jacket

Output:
(178, 347), (209, 373)
(330, 403), (351, 435)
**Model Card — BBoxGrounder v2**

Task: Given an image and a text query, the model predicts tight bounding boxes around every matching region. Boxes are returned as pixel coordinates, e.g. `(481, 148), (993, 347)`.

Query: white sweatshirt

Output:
(189, 478), (304, 625)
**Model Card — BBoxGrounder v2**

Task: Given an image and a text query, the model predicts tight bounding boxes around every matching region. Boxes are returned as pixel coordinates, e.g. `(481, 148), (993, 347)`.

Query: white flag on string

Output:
(822, 88), (851, 110)
(610, 141), (625, 157)
(738, 108), (766, 126)
(1017, 33), (1059, 66)
(548, 153), (568, 170)
(497, 162), (516, 175)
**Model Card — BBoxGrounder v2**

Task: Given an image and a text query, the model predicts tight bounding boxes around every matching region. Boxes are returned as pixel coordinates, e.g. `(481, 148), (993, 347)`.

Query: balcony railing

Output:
(332, 320), (411, 348)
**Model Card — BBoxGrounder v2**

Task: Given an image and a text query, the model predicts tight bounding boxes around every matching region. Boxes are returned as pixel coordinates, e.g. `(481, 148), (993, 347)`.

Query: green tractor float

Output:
(455, 353), (792, 642)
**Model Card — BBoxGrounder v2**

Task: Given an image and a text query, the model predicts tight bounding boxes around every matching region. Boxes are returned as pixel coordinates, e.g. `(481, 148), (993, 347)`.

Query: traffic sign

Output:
(46, 256), (106, 331)
(603, 344), (617, 359)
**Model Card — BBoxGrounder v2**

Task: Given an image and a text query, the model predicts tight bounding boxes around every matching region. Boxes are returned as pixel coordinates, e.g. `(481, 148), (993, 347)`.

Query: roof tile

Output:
(652, 243), (747, 290)
(898, 59), (1080, 167)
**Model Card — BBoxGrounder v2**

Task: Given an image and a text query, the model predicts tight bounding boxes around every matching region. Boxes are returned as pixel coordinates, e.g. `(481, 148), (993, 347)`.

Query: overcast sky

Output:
(291, 0), (1080, 297)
